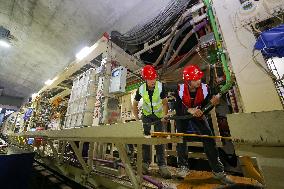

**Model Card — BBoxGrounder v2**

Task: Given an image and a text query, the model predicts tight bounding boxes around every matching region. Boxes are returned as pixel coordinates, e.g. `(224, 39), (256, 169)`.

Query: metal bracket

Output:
(116, 143), (141, 189)
(69, 141), (90, 174)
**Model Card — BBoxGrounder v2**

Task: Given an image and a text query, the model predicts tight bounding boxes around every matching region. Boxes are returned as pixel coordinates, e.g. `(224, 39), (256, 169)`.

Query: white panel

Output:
(64, 68), (97, 128)
(212, 0), (283, 112)
(228, 110), (284, 145)
(109, 66), (127, 94)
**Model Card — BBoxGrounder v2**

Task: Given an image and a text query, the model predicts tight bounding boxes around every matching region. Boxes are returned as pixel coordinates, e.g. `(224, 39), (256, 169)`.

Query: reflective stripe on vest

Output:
(178, 83), (208, 99)
(139, 81), (163, 118)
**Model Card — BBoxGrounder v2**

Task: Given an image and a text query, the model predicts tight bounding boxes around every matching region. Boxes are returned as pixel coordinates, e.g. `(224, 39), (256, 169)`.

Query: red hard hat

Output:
(141, 65), (157, 80)
(183, 65), (204, 81)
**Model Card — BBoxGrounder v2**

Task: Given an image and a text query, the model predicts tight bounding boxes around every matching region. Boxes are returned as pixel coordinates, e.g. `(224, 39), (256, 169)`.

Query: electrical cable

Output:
(162, 18), (194, 69)
(113, 0), (189, 45)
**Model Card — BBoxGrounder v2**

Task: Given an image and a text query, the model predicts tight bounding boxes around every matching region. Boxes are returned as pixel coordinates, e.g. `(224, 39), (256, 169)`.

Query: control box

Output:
(109, 66), (127, 93)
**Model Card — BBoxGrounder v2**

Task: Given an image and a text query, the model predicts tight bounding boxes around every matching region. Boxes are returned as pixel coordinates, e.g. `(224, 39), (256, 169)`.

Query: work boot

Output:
(213, 172), (235, 185)
(142, 163), (149, 175)
(159, 165), (172, 179)
(177, 166), (190, 178)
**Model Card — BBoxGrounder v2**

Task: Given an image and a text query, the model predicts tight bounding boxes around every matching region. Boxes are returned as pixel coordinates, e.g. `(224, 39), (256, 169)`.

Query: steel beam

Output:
(10, 121), (181, 144)
(117, 143), (141, 189)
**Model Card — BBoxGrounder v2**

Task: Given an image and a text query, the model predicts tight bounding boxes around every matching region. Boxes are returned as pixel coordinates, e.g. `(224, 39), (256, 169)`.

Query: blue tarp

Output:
(23, 108), (33, 121)
(254, 24), (284, 58)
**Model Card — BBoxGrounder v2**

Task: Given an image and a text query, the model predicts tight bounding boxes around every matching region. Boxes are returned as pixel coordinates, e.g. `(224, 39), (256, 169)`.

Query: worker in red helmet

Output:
(172, 65), (234, 184)
(132, 65), (171, 179)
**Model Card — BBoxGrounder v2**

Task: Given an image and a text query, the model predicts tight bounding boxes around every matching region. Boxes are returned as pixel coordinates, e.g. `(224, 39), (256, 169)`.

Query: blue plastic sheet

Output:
(254, 24), (284, 58)
(23, 108), (33, 121)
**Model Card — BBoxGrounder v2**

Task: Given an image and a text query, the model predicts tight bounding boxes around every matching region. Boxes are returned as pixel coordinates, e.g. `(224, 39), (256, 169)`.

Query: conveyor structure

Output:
(8, 121), (181, 189)
(7, 121), (264, 189)
(2, 0), (284, 188)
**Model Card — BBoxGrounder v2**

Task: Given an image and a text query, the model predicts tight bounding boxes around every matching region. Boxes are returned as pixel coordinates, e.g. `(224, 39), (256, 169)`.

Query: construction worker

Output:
(132, 65), (171, 179)
(173, 65), (234, 184)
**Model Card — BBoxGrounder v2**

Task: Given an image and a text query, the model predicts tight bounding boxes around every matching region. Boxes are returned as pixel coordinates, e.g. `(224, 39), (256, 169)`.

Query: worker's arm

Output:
(160, 84), (169, 122)
(132, 100), (139, 121)
(133, 88), (142, 121)
(162, 98), (169, 117)
(199, 85), (220, 113)
(210, 95), (220, 106)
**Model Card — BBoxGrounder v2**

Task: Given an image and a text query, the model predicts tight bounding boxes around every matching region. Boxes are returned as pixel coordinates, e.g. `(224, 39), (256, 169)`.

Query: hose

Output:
(114, 0), (189, 45)
(153, 8), (191, 67)
(167, 19), (208, 66)
(160, 45), (198, 80)
(162, 19), (194, 68)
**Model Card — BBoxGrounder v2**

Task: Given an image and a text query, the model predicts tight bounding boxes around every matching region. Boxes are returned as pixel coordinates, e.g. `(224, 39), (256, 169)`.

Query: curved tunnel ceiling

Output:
(0, 0), (171, 98)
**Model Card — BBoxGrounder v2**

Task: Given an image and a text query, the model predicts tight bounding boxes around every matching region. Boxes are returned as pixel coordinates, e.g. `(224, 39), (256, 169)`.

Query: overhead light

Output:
(44, 76), (58, 86)
(0, 40), (10, 48)
(31, 93), (38, 99)
(45, 79), (53, 86)
(76, 46), (91, 60)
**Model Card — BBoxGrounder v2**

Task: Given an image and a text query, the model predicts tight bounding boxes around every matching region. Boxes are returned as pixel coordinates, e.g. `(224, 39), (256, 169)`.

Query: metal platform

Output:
(8, 121), (182, 189)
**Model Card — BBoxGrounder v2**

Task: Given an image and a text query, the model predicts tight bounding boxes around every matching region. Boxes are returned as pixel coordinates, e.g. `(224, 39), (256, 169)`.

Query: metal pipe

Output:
(85, 157), (167, 188)
(152, 131), (233, 140)
(163, 19), (194, 68)
(83, 157), (124, 168)
(143, 175), (164, 189)
(153, 21), (181, 67)
(167, 20), (208, 66)
(154, 6), (193, 67)
(203, 0), (232, 93)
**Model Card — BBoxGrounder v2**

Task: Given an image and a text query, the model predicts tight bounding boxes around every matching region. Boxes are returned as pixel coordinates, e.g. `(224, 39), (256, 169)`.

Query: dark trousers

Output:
(142, 114), (166, 166)
(176, 116), (224, 173)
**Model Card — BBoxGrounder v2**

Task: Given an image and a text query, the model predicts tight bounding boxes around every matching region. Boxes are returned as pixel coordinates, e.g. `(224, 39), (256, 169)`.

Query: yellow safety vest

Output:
(139, 81), (163, 118)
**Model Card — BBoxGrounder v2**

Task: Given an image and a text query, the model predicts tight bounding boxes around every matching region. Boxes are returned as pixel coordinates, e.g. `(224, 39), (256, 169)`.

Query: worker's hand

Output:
(188, 108), (203, 117)
(210, 95), (220, 106)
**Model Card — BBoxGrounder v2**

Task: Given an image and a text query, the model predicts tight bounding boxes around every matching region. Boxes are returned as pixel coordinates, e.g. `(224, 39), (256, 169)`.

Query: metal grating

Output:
(267, 58), (284, 108)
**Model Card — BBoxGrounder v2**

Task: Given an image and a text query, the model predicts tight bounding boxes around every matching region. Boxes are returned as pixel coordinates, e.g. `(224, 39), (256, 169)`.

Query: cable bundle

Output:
(113, 0), (189, 45)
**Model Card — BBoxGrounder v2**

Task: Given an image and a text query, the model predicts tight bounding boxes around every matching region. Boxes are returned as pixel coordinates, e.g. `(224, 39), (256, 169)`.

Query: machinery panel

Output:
(228, 110), (284, 145)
